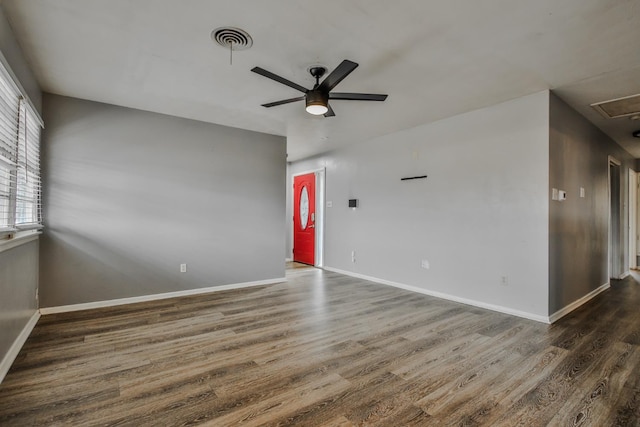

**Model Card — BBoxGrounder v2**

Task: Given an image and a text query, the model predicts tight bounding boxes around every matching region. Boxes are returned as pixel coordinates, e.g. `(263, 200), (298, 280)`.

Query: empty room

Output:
(1, 1), (640, 425)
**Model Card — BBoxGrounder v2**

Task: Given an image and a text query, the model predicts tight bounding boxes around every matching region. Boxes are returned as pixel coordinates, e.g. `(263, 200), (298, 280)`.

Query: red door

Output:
(293, 173), (316, 265)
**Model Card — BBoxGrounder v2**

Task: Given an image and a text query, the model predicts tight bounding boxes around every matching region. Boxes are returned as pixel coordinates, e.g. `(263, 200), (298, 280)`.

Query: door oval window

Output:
(300, 186), (309, 230)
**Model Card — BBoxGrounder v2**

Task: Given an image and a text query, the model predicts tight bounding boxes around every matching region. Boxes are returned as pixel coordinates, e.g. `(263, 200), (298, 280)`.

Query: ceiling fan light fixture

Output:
(305, 91), (328, 115)
(306, 104), (328, 115)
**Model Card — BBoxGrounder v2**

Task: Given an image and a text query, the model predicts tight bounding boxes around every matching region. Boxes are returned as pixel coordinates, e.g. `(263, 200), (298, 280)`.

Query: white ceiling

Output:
(3, 0), (640, 161)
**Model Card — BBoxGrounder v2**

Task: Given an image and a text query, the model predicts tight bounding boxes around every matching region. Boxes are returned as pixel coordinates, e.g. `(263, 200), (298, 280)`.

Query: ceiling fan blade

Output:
(330, 93), (388, 101)
(324, 103), (336, 117)
(318, 60), (359, 93)
(251, 67), (308, 93)
(261, 96), (305, 108)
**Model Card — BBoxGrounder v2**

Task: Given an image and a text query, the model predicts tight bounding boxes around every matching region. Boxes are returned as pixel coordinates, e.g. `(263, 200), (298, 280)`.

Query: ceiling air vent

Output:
(211, 27), (253, 51)
(210, 27), (253, 65)
(591, 93), (640, 119)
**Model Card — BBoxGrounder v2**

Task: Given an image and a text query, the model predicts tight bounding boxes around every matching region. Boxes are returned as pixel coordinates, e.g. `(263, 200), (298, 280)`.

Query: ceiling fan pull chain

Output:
(229, 40), (233, 65)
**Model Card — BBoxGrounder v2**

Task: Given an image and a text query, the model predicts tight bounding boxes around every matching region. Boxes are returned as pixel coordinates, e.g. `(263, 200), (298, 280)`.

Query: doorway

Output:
(292, 169), (325, 266)
(609, 157), (622, 279)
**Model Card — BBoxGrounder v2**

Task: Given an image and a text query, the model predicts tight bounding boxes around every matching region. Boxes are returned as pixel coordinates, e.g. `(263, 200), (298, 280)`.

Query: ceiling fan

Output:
(251, 60), (388, 117)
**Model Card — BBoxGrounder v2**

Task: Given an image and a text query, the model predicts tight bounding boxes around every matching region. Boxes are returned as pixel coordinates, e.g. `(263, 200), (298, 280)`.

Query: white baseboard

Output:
(285, 258), (293, 262)
(548, 282), (610, 323)
(0, 310), (40, 384)
(323, 267), (550, 324)
(39, 278), (286, 315)
(620, 271), (630, 279)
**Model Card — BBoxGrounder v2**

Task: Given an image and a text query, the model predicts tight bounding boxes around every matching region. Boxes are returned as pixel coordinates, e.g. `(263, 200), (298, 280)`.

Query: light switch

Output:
(580, 187), (585, 198)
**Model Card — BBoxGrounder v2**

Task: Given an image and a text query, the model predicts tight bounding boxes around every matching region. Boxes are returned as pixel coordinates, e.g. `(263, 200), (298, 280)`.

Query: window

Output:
(0, 60), (42, 236)
(15, 98), (41, 227)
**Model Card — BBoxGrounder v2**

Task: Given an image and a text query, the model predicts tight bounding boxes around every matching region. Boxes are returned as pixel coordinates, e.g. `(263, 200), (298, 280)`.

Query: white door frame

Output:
(608, 156), (622, 280)
(637, 173), (640, 258)
(629, 169), (637, 270)
(291, 168), (326, 267)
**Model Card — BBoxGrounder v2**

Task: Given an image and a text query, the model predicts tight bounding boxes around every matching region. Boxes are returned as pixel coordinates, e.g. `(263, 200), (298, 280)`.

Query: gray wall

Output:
(289, 92), (550, 318)
(0, 240), (38, 353)
(40, 94), (286, 307)
(549, 93), (634, 314)
(0, 5), (40, 379)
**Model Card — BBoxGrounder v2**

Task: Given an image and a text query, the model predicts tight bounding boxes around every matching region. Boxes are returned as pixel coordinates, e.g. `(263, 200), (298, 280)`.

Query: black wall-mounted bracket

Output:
(400, 175), (428, 181)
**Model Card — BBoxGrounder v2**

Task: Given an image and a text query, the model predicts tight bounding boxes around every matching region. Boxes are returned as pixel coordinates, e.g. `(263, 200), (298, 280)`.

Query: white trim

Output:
(0, 232), (40, 254)
(291, 168), (325, 178)
(285, 258), (293, 262)
(629, 169), (637, 270)
(637, 172), (640, 257)
(0, 311), (40, 384)
(40, 278), (286, 315)
(314, 168), (326, 268)
(608, 157), (622, 281)
(608, 156), (622, 166)
(620, 271), (631, 279)
(323, 267), (550, 324)
(548, 282), (610, 323)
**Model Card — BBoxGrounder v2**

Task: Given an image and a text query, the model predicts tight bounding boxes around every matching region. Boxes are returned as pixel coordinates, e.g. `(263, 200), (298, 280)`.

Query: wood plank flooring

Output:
(1, 265), (640, 426)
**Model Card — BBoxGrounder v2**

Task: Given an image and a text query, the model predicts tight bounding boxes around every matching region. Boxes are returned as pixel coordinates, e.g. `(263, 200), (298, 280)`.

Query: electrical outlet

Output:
(500, 275), (508, 286)
(35, 288), (39, 300)
(351, 250), (356, 263)
(580, 187), (585, 198)
(180, 263), (187, 273)
(327, 201), (333, 208)
(421, 259), (430, 269)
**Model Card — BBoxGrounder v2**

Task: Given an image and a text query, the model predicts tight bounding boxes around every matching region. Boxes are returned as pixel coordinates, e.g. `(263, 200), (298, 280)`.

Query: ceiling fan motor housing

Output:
(306, 90), (329, 110)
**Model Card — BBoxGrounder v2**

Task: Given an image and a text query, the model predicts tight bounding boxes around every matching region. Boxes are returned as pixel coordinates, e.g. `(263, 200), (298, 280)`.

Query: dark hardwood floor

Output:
(1, 266), (639, 426)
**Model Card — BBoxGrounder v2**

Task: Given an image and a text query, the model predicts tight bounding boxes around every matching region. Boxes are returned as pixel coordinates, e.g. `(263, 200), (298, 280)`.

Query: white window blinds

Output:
(15, 98), (42, 228)
(0, 60), (42, 234)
